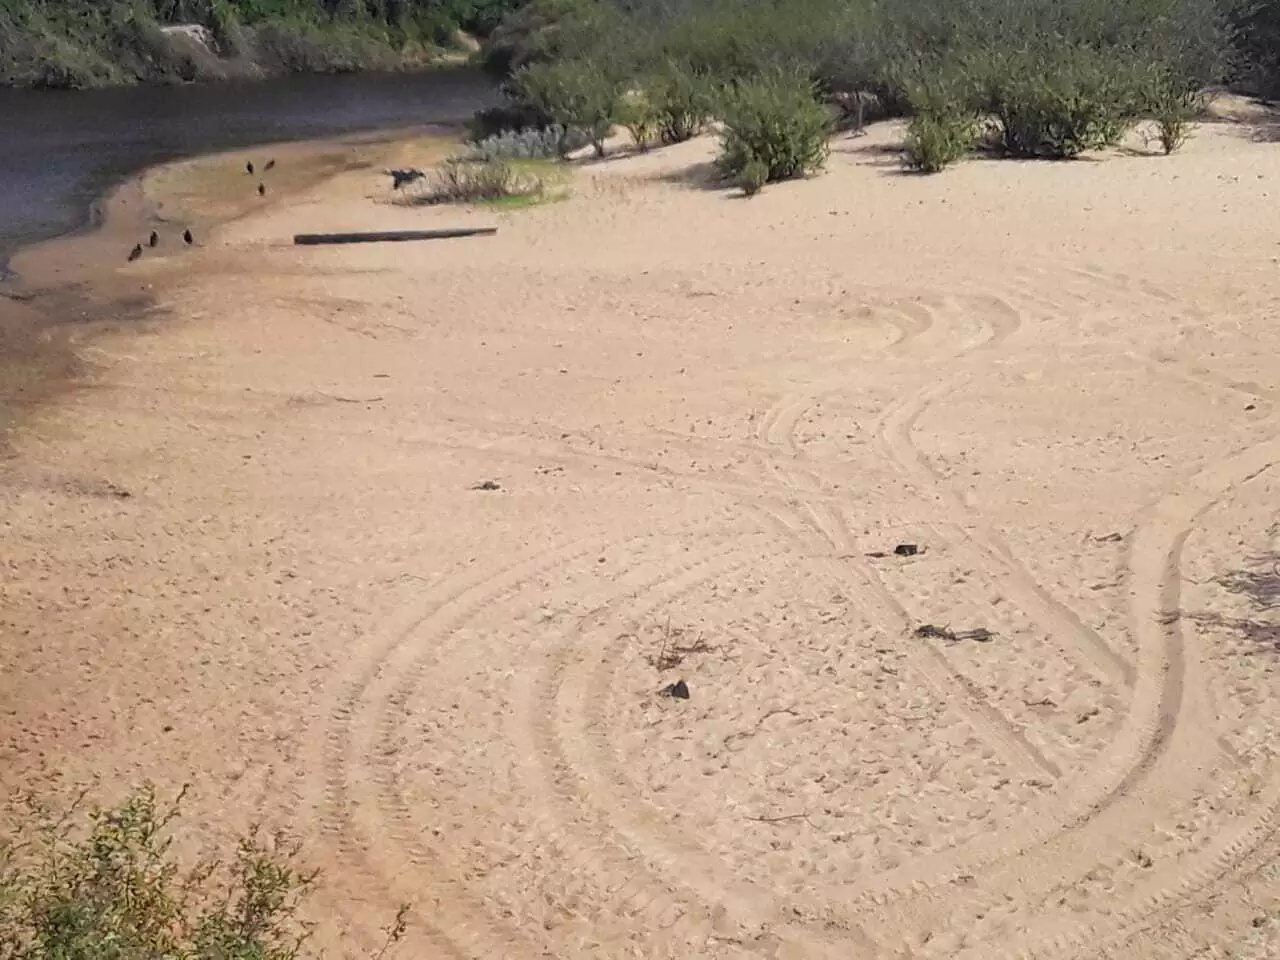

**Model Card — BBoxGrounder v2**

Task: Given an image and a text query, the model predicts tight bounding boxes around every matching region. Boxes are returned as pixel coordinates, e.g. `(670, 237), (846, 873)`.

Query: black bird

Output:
(257, 182), (266, 196)
(264, 158), (276, 171)
(246, 160), (254, 175)
(127, 243), (143, 262)
(183, 228), (194, 245)
(148, 230), (159, 247)
(386, 168), (425, 190)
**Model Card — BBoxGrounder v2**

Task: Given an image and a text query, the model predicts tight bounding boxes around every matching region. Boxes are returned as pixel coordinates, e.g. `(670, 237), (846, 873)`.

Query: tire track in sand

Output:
(836, 437), (1279, 955)
(312, 536), (609, 959)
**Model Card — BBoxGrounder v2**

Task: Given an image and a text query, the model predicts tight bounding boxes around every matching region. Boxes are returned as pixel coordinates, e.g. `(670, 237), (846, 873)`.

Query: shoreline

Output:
(0, 122), (463, 452)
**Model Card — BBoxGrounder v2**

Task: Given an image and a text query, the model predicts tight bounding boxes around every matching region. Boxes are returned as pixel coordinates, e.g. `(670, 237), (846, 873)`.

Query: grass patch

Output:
(402, 154), (569, 207)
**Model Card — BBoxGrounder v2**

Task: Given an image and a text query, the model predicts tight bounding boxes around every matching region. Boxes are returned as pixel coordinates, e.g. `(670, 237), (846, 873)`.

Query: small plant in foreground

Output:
(716, 66), (831, 191)
(0, 784), (407, 960)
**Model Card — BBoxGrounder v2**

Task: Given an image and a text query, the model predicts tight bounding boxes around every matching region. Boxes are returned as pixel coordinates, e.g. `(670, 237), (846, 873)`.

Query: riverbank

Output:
(0, 125), (460, 450)
(0, 0), (494, 90)
(3, 105), (1279, 956)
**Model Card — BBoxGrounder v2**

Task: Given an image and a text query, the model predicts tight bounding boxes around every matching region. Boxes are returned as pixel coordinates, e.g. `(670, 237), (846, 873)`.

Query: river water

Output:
(0, 68), (497, 277)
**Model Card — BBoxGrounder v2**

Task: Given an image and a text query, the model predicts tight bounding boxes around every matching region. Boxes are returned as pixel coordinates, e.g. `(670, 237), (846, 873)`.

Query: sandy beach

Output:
(1, 109), (1278, 958)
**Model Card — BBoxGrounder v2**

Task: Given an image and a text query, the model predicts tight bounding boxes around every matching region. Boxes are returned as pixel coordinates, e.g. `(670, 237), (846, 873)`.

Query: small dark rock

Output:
(1245, 403), (1257, 411)
(148, 230), (159, 247)
(471, 480), (501, 491)
(894, 543), (919, 557)
(660, 680), (690, 700)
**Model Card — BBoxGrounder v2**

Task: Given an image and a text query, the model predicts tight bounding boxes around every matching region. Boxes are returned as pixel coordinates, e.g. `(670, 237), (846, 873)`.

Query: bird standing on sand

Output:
(148, 230), (159, 247)
(183, 228), (194, 245)
(264, 159), (276, 171)
(246, 160), (255, 175)
(257, 182), (266, 197)
(127, 243), (143, 262)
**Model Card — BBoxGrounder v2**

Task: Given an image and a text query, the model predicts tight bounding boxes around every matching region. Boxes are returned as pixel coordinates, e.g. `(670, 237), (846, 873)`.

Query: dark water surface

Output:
(0, 68), (497, 277)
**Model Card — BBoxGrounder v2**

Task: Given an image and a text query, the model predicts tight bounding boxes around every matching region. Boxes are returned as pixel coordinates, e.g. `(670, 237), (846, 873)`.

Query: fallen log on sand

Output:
(293, 228), (497, 245)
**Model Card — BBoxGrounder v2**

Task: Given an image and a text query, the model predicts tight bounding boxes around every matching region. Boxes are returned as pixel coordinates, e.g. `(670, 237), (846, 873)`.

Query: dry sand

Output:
(2, 108), (1279, 959)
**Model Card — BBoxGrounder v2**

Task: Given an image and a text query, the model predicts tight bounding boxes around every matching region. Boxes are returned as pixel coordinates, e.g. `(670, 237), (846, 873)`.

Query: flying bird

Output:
(264, 159), (276, 171)
(246, 160), (254, 175)
(257, 182), (266, 196)
(148, 230), (159, 247)
(127, 243), (143, 262)
(183, 228), (194, 245)
(385, 168), (425, 190)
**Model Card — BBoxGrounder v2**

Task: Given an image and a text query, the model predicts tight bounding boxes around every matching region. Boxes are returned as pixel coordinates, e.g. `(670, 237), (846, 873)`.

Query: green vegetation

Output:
(467, 0), (1279, 186)
(0, 784), (407, 959)
(0, 0), (536, 88)
(715, 67), (831, 193)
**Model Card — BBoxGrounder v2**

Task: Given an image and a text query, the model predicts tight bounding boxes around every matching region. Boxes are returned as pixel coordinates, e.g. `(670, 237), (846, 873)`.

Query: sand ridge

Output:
(1, 115), (1278, 958)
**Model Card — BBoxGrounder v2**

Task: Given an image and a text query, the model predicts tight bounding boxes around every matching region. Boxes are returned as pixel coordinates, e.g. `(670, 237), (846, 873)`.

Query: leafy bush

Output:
(715, 66), (831, 190)
(987, 47), (1148, 159)
(648, 64), (716, 144)
(615, 90), (659, 151)
(904, 111), (980, 172)
(1142, 71), (1203, 154)
(511, 58), (621, 156)
(899, 69), (982, 171)
(738, 156), (768, 196)
(0, 784), (406, 960)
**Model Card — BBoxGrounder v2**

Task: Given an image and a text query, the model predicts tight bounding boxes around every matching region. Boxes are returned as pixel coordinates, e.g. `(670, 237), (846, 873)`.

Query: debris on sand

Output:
(660, 679), (690, 700)
(915, 624), (995, 643)
(867, 543), (926, 558)
(470, 479), (502, 491)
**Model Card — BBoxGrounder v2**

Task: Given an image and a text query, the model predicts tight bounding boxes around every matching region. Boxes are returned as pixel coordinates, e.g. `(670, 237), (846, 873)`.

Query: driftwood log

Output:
(293, 228), (497, 245)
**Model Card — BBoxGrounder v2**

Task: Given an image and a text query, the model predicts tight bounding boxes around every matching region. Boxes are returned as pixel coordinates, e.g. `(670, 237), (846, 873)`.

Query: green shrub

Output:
(648, 64), (716, 144)
(0, 784), (407, 960)
(988, 47), (1148, 159)
(615, 91), (659, 151)
(1142, 71), (1203, 154)
(715, 66), (831, 189)
(904, 111), (980, 172)
(899, 69), (982, 172)
(738, 156), (769, 196)
(512, 58), (621, 156)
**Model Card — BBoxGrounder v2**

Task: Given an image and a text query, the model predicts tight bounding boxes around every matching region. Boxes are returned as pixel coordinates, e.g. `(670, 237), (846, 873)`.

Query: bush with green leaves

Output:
(986, 46), (1150, 159)
(511, 58), (621, 156)
(0, 784), (406, 960)
(715, 66), (831, 192)
(900, 70), (982, 172)
(614, 90), (659, 151)
(1140, 69), (1204, 154)
(647, 64), (716, 145)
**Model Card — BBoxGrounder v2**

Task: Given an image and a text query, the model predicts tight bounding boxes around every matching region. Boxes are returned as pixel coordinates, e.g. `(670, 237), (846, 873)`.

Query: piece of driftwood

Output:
(293, 228), (497, 246)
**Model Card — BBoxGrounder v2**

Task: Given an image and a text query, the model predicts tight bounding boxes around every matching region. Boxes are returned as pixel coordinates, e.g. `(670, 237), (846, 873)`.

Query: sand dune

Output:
(2, 116), (1278, 958)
